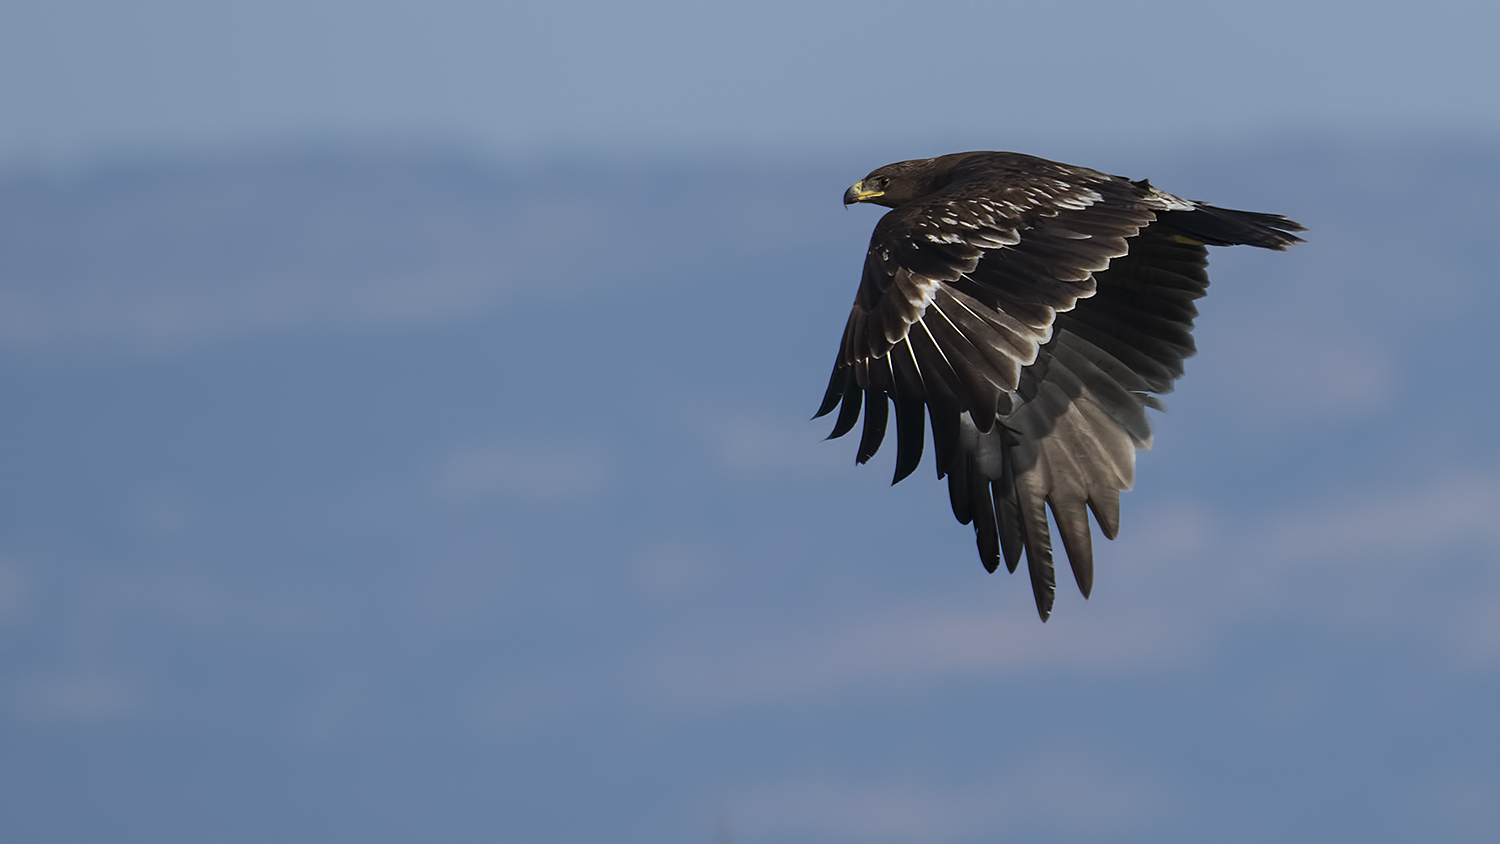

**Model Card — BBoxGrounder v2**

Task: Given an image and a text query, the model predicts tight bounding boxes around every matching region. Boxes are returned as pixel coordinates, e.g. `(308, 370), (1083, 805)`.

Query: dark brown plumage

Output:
(820, 151), (1304, 620)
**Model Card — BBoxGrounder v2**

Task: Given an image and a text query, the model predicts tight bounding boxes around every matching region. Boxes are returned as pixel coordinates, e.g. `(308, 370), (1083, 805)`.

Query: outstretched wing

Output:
(948, 226), (1213, 619)
(818, 159), (1303, 619)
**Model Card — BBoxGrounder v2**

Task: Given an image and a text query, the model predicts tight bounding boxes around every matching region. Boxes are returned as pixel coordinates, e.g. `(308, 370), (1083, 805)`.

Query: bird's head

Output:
(844, 157), (949, 208)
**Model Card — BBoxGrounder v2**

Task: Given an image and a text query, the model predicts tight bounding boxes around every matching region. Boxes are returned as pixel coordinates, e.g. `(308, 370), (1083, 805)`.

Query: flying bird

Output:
(819, 151), (1304, 620)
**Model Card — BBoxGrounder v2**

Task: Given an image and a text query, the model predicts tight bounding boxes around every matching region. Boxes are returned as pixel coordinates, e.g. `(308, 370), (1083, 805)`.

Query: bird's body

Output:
(822, 151), (1303, 620)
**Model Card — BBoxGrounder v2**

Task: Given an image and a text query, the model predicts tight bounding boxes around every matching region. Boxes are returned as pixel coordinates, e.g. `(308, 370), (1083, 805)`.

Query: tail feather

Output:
(1158, 205), (1305, 251)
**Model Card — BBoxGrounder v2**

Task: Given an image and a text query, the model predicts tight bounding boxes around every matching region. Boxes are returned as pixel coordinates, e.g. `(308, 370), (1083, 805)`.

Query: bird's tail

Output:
(1158, 205), (1306, 251)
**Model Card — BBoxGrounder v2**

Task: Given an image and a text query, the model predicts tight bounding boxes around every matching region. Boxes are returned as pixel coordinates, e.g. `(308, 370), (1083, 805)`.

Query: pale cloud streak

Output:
(604, 471), (1500, 716)
(429, 437), (613, 505)
(5, 667), (151, 725)
(731, 749), (1178, 842)
(0, 156), (840, 355)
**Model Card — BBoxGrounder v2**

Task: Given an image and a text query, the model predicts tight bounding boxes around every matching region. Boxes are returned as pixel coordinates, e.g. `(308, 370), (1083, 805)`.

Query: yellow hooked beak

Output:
(843, 180), (885, 205)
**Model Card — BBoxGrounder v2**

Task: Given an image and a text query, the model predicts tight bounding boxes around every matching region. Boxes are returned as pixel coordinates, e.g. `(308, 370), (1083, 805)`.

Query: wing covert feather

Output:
(818, 151), (1301, 619)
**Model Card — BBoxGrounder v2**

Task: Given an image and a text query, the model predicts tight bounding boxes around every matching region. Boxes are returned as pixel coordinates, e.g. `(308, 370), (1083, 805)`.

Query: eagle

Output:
(819, 151), (1304, 620)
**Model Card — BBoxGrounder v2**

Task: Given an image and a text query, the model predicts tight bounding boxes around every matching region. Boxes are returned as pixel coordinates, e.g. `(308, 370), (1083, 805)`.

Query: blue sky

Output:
(3, 0), (1500, 164)
(2, 3), (1500, 843)
(4, 140), (1499, 844)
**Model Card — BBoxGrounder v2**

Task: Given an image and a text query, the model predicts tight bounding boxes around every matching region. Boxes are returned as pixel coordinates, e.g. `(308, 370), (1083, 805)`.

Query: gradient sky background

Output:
(5, 0), (1500, 164)
(3, 3), (1500, 844)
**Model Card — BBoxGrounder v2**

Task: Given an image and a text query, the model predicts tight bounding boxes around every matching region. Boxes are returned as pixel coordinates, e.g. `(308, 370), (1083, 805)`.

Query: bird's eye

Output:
(873, 176), (890, 188)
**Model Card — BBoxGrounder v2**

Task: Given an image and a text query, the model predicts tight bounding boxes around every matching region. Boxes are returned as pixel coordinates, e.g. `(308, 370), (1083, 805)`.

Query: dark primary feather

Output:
(820, 151), (1304, 620)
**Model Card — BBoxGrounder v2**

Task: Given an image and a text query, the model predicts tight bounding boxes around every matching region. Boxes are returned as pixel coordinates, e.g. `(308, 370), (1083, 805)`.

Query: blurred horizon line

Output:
(4, 123), (1499, 182)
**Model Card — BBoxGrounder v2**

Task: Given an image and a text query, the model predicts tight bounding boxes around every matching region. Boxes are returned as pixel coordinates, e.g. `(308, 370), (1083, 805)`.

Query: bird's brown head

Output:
(843, 157), (951, 208)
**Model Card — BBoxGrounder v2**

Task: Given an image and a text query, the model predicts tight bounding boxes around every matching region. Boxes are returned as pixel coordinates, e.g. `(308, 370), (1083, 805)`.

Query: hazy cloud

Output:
(0, 559), (35, 635)
(617, 472), (1500, 713)
(637, 600), (1193, 712)
(733, 750), (1178, 842)
(1417, 769), (1500, 841)
(0, 156), (840, 355)
(1211, 324), (1395, 423)
(430, 437), (613, 505)
(630, 535), (725, 599)
(6, 667), (151, 725)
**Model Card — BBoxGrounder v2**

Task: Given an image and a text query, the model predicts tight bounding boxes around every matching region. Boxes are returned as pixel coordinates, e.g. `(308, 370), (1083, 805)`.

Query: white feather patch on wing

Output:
(1147, 188), (1197, 211)
(1049, 188), (1103, 210)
